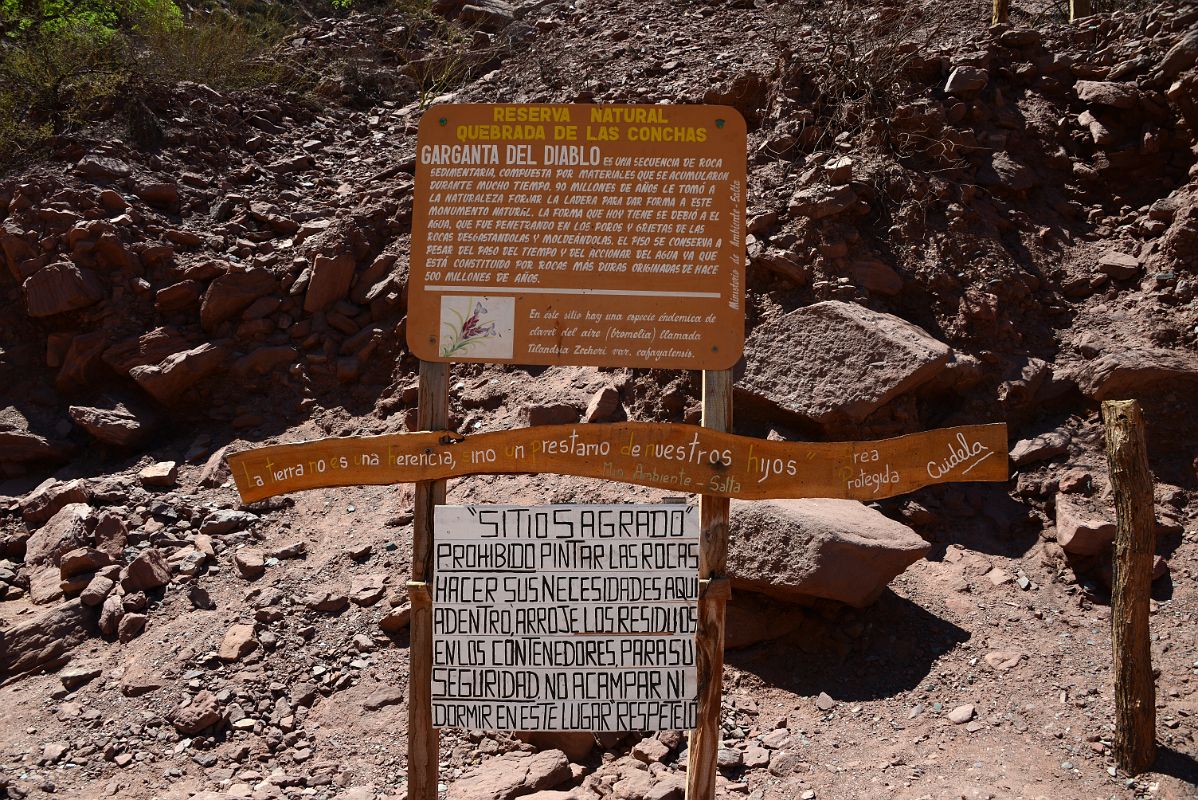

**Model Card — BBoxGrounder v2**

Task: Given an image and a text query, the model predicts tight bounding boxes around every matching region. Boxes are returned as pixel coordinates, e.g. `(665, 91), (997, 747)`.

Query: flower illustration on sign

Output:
(440, 300), (500, 357)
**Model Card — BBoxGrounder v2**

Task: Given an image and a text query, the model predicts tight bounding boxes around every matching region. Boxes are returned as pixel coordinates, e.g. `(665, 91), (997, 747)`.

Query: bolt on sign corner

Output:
(407, 104), (748, 370)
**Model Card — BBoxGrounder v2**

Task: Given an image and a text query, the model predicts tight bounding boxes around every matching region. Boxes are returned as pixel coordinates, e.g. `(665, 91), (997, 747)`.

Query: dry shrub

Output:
(768, 0), (955, 158)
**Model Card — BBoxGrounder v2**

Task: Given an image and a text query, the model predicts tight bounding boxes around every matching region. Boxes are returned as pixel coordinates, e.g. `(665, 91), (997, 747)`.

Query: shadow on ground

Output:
(728, 589), (968, 702)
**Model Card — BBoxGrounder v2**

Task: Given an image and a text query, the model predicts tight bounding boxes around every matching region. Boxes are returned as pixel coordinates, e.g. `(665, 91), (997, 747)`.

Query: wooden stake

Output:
(1070, 0), (1091, 22)
(1102, 400), (1157, 775)
(686, 369), (733, 800)
(409, 360), (448, 800)
(992, 0), (1009, 25)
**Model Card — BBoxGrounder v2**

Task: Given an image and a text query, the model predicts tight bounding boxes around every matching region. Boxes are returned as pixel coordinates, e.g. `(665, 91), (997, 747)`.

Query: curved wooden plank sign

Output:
(227, 422), (1008, 504)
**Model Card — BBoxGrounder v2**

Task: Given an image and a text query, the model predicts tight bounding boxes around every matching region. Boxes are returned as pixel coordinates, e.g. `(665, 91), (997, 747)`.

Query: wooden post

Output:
(1102, 400), (1157, 775)
(409, 360), (449, 800)
(686, 370), (732, 800)
(1070, 0), (1091, 21)
(992, 0), (1009, 25)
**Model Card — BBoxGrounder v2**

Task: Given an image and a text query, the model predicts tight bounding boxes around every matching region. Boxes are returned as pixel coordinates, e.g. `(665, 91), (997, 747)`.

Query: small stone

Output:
(138, 461), (178, 487)
(80, 575), (115, 606)
(305, 586), (349, 613)
(815, 691), (836, 711)
(122, 548), (170, 591)
(172, 690), (222, 734)
(233, 550), (265, 579)
(219, 623), (258, 662)
(947, 704), (975, 724)
(716, 747), (743, 770)
(59, 663), (102, 690)
(632, 737), (670, 763)
(1097, 250), (1141, 280)
(1061, 761), (1074, 770)
(380, 604), (412, 633)
(117, 612), (147, 642)
(363, 687), (404, 710)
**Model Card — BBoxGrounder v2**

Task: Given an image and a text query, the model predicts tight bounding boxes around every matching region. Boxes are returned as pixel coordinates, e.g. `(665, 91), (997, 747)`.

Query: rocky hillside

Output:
(1, 0), (1198, 799)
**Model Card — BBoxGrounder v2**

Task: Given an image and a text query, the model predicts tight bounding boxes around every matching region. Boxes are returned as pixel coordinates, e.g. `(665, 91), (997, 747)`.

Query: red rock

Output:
(201, 267), (278, 332)
(198, 445), (231, 487)
(0, 600), (94, 677)
(350, 573), (388, 606)
(788, 183), (856, 219)
(129, 343), (228, 404)
(136, 182), (179, 208)
(516, 732), (595, 762)
(155, 280), (201, 312)
(1097, 251), (1140, 280)
(21, 478), (91, 526)
(80, 575), (115, 606)
(233, 550), (265, 579)
(22, 262), (105, 317)
(99, 593), (123, 637)
(446, 750), (571, 800)
(727, 499), (930, 607)
(740, 301), (951, 426)
(1075, 80), (1139, 109)
(849, 259), (903, 295)
(525, 403), (579, 426)
(56, 331), (110, 391)
(1, 223), (40, 280)
(171, 690), (223, 734)
(219, 623), (258, 661)
(69, 403), (149, 447)
(59, 548), (113, 579)
(29, 566), (65, 604)
(122, 548), (171, 591)
(724, 590), (804, 649)
(25, 504), (93, 567)
(75, 155), (130, 180)
(584, 386), (621, 423)
(945, 66), (988, 96)
(304, 254), (356, 312)
(305, 586), (349, 613)
(138, 461), (178, 487)
(1054, 494), (1115, 555)
(1072, 347), (1198, 401)
(232, 346), (297, 378)
(459, 0), (514, 31)
(0, 430), (72, 464)
(117, 612), (147, 642)
(102, 327), (191, 375)
(379, 604), (412, 633)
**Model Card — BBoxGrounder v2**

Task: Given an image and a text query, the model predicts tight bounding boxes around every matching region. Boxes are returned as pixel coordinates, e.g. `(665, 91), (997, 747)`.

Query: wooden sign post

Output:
(688, 369), (732, 800)
(409, 360), (448, 800)
(224, 103), (1012, 800)
(1102, 400), (1157, 774)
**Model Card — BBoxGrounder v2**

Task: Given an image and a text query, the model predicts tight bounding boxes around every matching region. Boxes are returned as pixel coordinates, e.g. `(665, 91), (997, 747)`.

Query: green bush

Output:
(0, 0), (289, 171)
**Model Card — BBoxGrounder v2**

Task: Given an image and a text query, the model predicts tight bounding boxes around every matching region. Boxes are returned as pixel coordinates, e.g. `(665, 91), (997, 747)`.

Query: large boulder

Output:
(726, 499), (930, 607)
(22, 262), (105, 317)
(129, 343), (228, 404)
(1054, 494), (1116, 555)
(20, 478), (91, 525)
(0, 600), (95, 677)
(447, 750), (571, 800)
(303, 254), (356, 312)
(200, 267), (278, 332)
(739, 301), (951, 426)
(24, 503), (94, 566)
(1071, 347), (1198, 401)
(68, 403), (151, 447)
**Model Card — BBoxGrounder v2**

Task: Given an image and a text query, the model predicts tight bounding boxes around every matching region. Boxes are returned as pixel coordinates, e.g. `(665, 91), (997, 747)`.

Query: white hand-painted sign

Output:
(431, 504), (699, 731)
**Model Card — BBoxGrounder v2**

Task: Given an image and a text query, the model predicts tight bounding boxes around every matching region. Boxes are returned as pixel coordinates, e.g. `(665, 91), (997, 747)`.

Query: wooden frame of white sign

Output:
(404, 362), (733, 800)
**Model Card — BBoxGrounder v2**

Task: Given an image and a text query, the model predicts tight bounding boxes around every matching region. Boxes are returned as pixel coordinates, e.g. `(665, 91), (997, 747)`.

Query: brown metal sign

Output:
(406, 104), (747, 370)
(226, 422), (1008, 504)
